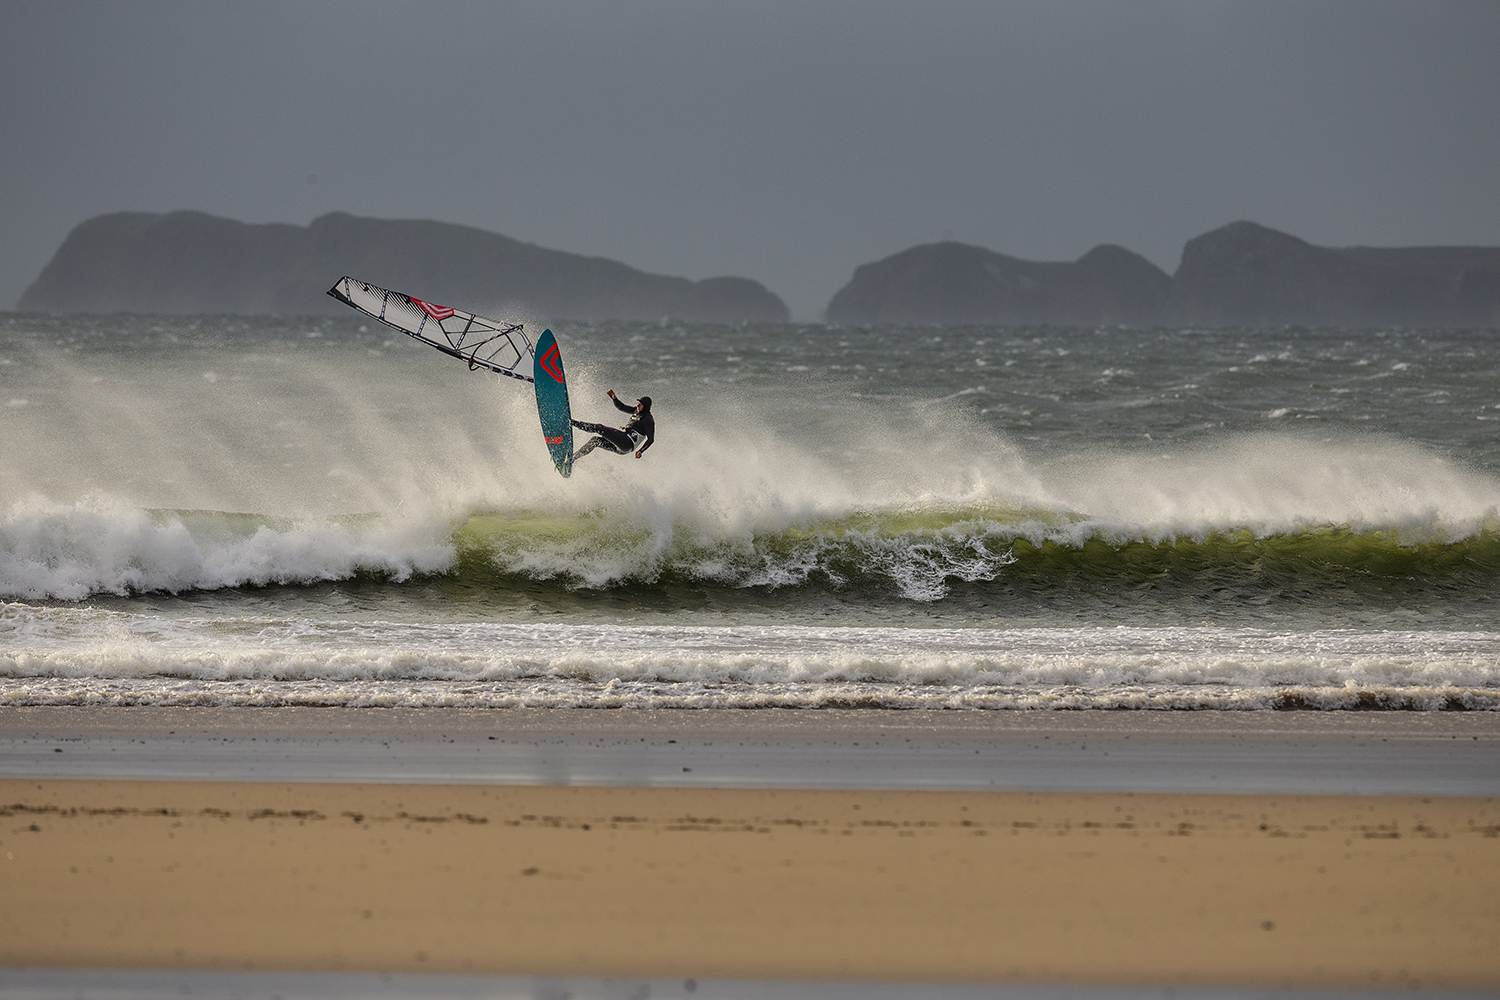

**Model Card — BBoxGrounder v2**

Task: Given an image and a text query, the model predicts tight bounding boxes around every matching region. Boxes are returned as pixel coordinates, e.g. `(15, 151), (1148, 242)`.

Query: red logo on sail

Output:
(412, 297), (455, 321)
(539, 343), (565, 382)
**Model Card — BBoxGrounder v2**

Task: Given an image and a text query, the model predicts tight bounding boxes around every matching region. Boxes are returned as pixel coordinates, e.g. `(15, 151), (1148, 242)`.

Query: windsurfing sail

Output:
(327, 276), (534, 382)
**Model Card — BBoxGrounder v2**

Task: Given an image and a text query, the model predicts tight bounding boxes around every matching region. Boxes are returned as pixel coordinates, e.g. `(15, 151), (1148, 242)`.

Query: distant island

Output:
(826, 242), (1171, 327)
(17, 210), (791, 323)
(22, 213), (1500, 329)
(827, 221), (1500, 329)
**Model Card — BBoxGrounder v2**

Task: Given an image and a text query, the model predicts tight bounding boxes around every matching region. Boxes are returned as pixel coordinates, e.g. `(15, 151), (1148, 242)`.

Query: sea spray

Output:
(7, 315), (1500, 708)
(0, 498), (453, 601)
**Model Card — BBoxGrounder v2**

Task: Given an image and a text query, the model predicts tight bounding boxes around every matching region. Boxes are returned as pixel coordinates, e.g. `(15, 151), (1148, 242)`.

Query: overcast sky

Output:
(4, 1), (1499, 320)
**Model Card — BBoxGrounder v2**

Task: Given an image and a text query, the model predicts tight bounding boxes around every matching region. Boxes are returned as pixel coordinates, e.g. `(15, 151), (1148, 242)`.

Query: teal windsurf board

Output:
(533, 329), (573, 477)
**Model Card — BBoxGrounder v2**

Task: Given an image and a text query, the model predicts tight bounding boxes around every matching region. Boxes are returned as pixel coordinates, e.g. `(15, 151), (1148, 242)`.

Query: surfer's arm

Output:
(610, 394), (636, 415)
(635, 429), (654, 458)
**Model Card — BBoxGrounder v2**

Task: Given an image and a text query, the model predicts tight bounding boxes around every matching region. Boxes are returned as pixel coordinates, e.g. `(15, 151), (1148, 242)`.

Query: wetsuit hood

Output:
(637, 396), (652, 411)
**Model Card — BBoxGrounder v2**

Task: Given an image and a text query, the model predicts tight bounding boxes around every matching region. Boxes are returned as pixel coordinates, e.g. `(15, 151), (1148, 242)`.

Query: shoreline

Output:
(9, 704), (1500, 737)
(5, 706), (1499, 796)
(5, 709), (1498, 987)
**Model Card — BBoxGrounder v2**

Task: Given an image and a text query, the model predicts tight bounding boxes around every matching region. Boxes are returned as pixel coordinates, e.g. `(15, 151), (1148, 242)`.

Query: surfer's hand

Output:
(635, 450), (643, 459)
(606, 389), (616, 399)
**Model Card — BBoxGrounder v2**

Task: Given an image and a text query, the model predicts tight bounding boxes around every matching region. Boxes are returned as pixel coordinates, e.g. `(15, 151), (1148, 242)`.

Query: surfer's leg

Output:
(595, 428), (634, 454)
(569, 423), (632, 459)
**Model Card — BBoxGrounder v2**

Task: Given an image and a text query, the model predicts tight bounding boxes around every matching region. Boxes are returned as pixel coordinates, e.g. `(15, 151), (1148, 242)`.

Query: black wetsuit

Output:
(572, 396), (655, 459)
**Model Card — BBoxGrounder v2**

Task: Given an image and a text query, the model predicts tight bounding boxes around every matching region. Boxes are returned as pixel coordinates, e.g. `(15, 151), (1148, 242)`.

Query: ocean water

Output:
(3, 313), (1499, 710)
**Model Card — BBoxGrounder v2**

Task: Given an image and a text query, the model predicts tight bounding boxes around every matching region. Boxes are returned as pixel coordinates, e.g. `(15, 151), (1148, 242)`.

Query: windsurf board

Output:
(533, 329), (573, 477)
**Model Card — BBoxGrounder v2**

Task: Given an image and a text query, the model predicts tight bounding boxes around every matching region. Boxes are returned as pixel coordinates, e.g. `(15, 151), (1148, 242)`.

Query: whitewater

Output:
(3, 313), (1499, 709)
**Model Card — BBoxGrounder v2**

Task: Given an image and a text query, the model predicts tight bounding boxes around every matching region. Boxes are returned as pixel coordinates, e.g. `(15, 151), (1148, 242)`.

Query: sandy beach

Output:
(3, 773), (1497, 989)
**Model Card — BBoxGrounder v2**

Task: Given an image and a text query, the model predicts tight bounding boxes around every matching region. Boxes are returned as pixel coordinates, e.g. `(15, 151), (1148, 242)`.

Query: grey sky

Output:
(3, 1), (1498, 320)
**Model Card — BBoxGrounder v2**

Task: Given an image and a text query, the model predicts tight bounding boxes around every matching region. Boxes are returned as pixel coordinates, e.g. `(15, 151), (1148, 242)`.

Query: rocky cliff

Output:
(1167, 221), (1500, 328)
(825, 241), (1171, 326)
(17, 211), (790, 323)
(826, 222), (1500, 328)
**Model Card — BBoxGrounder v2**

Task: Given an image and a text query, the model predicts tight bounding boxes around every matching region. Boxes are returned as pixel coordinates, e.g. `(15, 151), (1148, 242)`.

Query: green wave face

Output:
(11, 500), (1497, 617)
(448, 503), (1500, 605)
(1002, 526), (1500, 597)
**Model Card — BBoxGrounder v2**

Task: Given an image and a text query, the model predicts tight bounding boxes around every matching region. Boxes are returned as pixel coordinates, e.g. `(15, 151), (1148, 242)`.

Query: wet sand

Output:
(3, 776), (1498, 989)
(6, 706), (1500, 794)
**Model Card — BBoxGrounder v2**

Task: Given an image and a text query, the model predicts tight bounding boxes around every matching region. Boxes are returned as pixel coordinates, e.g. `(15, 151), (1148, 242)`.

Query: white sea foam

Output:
(0, 498), (454, 601)
(1034, 435), (1500, 540)
(8, 320), (1500, 711)
(4, 424), (1499, 601)
(5, 317), (1500, 601)
(3, 605), (1497, 709)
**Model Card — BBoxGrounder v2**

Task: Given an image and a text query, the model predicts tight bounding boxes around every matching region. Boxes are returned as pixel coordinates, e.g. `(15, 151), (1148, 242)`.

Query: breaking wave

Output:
(8, 318), (1500, 710)
(4, 455), (1500, 606)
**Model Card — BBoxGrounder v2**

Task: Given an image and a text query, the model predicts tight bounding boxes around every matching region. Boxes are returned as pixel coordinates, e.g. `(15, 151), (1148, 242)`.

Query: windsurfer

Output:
(572, 390), (655, 460)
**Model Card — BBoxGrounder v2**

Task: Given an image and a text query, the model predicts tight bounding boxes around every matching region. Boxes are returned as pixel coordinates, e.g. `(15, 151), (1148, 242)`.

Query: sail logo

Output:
(412, 297), (455, 321)
(539, 343), (565, 382)
(545, 436), (564, 444)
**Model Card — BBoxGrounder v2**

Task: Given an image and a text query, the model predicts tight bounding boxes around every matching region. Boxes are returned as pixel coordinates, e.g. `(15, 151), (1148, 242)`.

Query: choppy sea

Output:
(3, 313), (1500, 710)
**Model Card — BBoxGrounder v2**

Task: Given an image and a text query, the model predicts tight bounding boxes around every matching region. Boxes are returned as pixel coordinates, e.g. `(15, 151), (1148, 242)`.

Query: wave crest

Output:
(6, 494), (1500, 604)
(0, 499), (453, 601)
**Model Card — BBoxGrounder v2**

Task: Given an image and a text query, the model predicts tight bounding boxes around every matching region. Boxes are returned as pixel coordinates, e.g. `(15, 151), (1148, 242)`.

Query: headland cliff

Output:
(827, 221), (1500, 328)
(17, 211), (790, 323)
